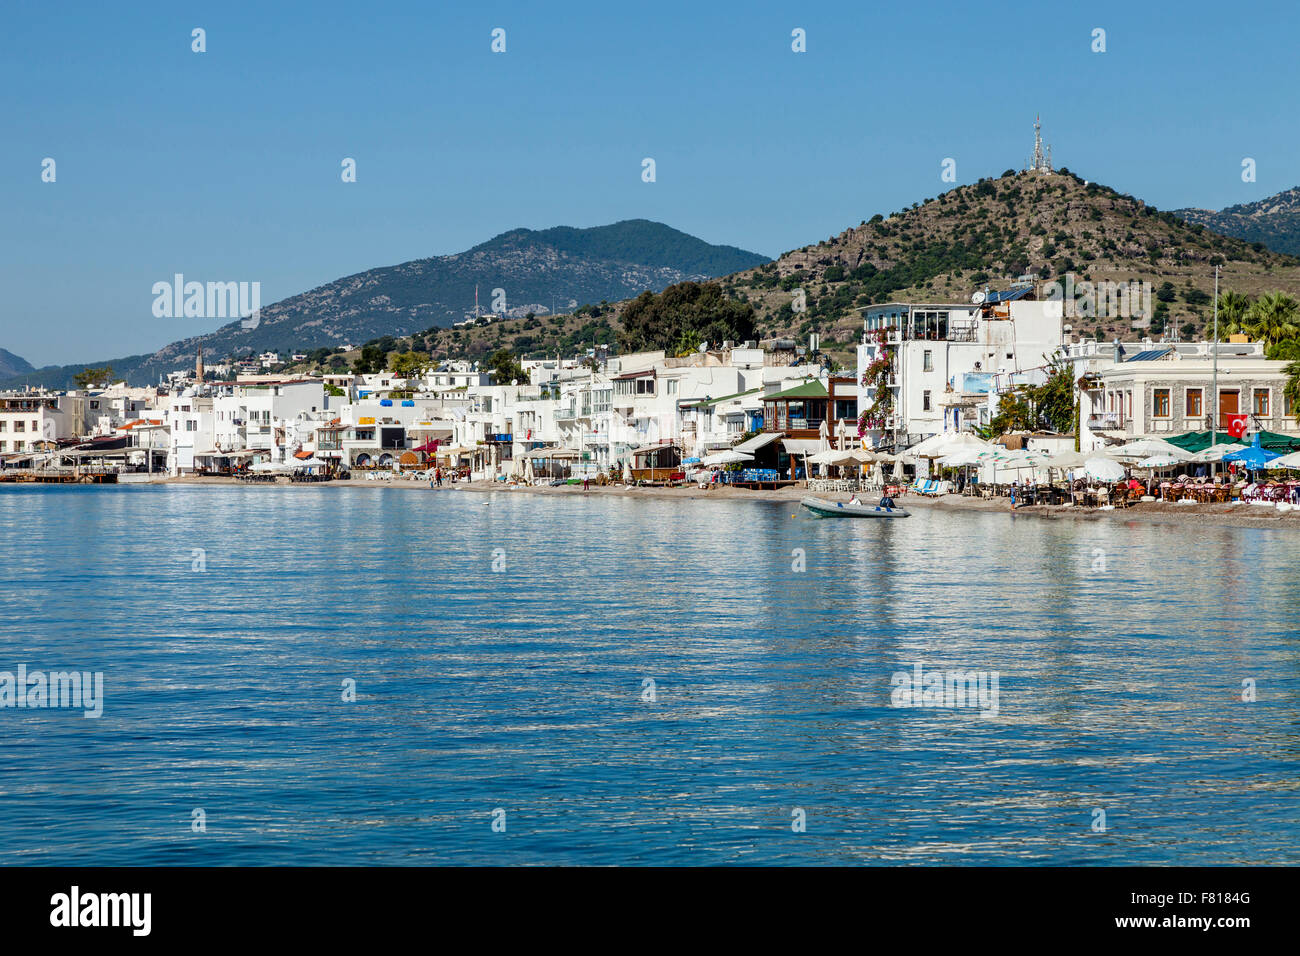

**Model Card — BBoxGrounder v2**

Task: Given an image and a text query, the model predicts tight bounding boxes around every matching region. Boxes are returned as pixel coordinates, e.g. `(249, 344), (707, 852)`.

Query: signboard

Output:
(358, 417), (375, 426)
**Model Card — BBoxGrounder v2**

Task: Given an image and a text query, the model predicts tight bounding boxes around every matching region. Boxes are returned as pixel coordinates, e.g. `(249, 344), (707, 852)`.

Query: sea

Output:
(1, 484), (1297, 865)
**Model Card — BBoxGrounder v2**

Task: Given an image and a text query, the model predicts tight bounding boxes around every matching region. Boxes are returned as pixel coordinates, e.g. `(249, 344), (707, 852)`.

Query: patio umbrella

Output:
(701, 449), (753, 467)
(1135, 454), (1184, 470)
(1222, 437), (1280, 470)
(1190, 443), (1244, 463)
(891, 456), (904, 480)
(622, 457), (633, 484)
(851, 449), (878, 464)
(836, 418), (847, 450)
(1083, 457), (1127, 482)
(1106, 438), (1188, 462)
(870, 461), (884, 486)
(1269, 451), (1300, 469)
(524, 456), (535, 484)
(1046, 449), (1090, 469)
(808, 449), (858, 466)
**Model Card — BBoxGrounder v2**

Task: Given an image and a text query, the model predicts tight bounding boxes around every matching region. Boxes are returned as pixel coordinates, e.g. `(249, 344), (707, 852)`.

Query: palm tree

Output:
(1286, 361), (1300, 422)
(1245, 291), (1300, 347)
(1216, 289), (1252, 337)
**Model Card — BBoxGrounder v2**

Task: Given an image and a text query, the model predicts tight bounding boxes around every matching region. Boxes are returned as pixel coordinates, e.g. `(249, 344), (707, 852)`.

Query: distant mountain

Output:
(4, 220), (768, 388)
(0, 349), (34, 379)
(1173, 187), (1300, 257)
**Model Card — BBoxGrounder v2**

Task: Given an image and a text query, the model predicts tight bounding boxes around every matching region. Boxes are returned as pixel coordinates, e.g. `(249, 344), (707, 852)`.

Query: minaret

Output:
(195, 346), (205, 384)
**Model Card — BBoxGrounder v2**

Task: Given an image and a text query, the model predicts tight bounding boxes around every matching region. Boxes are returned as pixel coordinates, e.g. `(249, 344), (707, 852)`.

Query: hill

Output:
(1173, 186), (1300, 257)
(397, 170), (1300, 371)
(3, 221), (767, 388)
(720, 169), (1300, 355)
(0, 349), (34, 380)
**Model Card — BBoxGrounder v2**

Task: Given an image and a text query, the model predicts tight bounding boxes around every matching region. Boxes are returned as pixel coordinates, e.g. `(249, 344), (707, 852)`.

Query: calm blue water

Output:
(1, 484), (1297, 865)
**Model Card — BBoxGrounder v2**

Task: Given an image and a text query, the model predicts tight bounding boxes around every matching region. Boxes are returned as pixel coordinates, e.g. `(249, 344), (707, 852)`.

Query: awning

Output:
(629, 442), (676, 456)
(733, 432), (781, 454)
(781, 438), (824, 456)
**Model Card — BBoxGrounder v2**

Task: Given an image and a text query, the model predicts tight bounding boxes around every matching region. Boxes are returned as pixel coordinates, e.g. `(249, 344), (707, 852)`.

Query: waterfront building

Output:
(1069, 338), (1300, 449)
(856, 287), (1066, 450)
(0, 392), (91, 460)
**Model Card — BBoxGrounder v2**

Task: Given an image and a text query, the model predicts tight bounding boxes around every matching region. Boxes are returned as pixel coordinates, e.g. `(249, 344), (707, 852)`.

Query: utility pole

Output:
(1211, 265), (1219, 448)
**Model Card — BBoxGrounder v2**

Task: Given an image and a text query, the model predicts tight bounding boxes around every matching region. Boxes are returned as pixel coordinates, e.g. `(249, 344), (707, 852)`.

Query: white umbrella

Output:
(1136, 454), (1185, 469)
(1269, 451), (1300, 469)
(891, 455), (904, 480)
(1106, 438), (1188, 462)
(870, 461), (884, 486)
(836, 418), (847, 450)
(1046, 449), (1090, 469)
(1083, 456), (1127, 482)
(1190, 443), (1243, 463)
(524, 456), (535, 484)
(701, 450), (753, 467)
(622, 457), (633, 484)
(938, 447), (984, 467)
(851, 449), (878, 464)
(808, 449), (858, 466)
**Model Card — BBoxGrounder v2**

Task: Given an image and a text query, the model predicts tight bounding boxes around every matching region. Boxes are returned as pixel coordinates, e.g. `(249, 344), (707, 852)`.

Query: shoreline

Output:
(72, 474), (1300, 531)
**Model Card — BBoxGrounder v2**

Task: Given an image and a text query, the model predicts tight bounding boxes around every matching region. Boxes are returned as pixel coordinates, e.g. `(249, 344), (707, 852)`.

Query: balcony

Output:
(1087, 413), (1128, 430)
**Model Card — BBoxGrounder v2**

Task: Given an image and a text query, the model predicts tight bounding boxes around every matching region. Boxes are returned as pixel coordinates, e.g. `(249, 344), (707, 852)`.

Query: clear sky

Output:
(3, 0), (1297, 367)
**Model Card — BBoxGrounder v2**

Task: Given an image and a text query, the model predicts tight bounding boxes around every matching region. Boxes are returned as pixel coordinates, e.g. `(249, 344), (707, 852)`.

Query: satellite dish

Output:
(971, 291), (986, 304)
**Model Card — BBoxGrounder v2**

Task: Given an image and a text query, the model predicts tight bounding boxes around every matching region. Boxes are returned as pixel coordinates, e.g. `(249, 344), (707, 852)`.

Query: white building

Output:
(1070, 338), (1300, 450)
(857, 287), (1065, 449)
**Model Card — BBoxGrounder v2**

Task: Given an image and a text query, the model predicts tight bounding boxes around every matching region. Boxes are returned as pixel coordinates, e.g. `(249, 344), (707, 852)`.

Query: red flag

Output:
(1226, 414), (1248, 439)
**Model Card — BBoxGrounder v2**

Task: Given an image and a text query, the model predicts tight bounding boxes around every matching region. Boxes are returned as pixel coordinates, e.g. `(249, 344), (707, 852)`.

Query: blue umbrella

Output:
(1223, 435), (1280, 470)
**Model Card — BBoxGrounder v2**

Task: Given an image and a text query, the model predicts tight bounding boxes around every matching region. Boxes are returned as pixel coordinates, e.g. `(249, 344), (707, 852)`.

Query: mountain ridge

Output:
(3, 220), (767, 388)
(1173, 186), (1300, 257)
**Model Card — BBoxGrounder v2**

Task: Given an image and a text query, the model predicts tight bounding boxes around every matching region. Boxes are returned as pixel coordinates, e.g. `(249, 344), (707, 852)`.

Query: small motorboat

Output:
(801, 496), (910, 518)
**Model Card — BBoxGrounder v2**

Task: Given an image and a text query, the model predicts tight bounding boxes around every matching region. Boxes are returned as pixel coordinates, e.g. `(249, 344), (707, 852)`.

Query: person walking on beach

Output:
(583, 473), (590, 491)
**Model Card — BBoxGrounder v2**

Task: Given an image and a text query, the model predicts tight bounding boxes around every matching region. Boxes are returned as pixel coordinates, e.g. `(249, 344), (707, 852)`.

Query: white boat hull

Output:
(800, 496), (910, 518)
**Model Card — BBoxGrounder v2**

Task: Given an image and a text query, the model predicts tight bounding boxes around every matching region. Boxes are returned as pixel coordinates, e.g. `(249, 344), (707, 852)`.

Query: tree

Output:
(352, 344), (385, 375)
(1216, 289), (1251, 336)
(74, 365), (115, 389)
(389, 351), (428, 380)
(484, 348), (527, 385)
(617, 281), (755, 354)
(1286, 361), (1300, 422)
(1245, 291), (1300, 348)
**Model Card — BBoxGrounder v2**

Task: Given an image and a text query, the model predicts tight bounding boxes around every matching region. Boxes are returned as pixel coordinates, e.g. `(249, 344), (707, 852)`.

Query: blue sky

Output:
(3, 0), (1298, 367)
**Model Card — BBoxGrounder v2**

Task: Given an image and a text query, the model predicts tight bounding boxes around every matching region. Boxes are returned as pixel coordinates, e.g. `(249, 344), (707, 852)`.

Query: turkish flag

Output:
(1226, 414), (1248, 439)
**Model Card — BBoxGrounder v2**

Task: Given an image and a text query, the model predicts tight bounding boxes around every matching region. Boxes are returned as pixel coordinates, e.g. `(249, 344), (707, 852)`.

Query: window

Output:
(1185, 388), (1203, 418)
(1254, 388), (1270, 417)
(922, 390), (932, 412)
(0, 421), (6, 431)
(666, 380), (678, 395)
(1287, 392), (1296, 418)
(923, 350), (933, 372)
(14, 421), (24, 432)
(1153, 388), (1170, 418)
(0, 441), (5, 451)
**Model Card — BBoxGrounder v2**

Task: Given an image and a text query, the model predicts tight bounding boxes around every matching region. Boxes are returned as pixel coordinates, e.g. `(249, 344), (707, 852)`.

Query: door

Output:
(1218, 390), (1239, 430)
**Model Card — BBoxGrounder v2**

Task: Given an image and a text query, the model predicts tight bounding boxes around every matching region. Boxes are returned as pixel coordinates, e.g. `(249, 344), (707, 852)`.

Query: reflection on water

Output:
(0, 485), (1297, 865)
